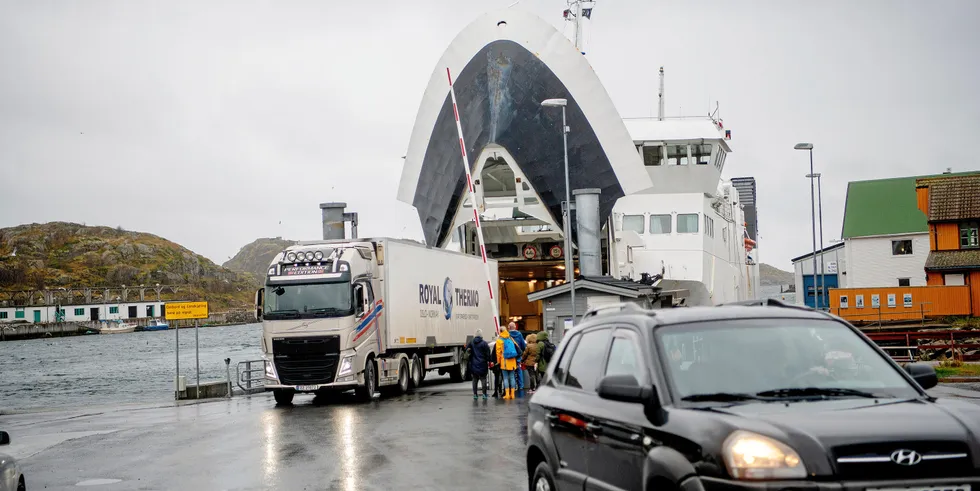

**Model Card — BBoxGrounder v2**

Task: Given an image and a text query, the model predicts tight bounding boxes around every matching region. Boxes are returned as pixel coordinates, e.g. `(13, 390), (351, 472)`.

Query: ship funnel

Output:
(573, 188), (602, 277)
(319, 202), (359, 240)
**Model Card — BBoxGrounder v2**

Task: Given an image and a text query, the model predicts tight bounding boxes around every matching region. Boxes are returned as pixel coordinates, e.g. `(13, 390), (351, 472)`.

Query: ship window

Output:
(668, 145), (688, 165)
(678, 213), (699, 233)
(642, 145), (663, 166)
(693, 144), (712, 165)
(714, 150), (727, 171)
(704, 216), (715, 238)
(623, 215), (645, 234)
(650, 215), (671, 234)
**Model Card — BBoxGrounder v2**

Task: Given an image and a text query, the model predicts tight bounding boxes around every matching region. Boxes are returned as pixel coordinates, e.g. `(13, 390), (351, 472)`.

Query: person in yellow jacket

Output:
(495, 329), (520, 400)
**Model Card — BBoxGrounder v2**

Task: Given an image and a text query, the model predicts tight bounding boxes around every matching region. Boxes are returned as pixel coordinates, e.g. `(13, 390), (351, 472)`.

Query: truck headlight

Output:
(338, 356), (353, 377)
(722, 430), (806, 480)
(265, 360), (277, 379)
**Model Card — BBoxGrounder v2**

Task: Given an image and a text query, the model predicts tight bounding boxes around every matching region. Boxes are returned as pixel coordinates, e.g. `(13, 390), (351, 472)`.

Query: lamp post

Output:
(795, 142), (819, 309)
(542, 97), (574, 340)
(806, 172), (826, 310)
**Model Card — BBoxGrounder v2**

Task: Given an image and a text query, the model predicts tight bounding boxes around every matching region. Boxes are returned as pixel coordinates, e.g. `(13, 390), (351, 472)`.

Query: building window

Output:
(692, 143), (712, 165)
(677, 213), (699, 233)
(704, 216), (715, 238)
(109, 306), (119, 314)
(0, 312), (6, 319)
(898, 278), (911, 287)
(649, 214), (671, 234)
(622, 215), (645, 234)
(944, 273), (966, 286)
(961, 221), (979, 249)
(74, 308), (85, 316)
(15, 311), (24, 319)
(891, 239), (913, 255)
(641, 145), (663, 166)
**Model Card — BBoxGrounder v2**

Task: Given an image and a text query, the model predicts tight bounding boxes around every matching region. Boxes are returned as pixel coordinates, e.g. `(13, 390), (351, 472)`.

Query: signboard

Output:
(282, 265), (329, 276)
(855, 295), (865, 308)
(903, 293), (913, 308)
(826, 261), (838, 273)
(839, 295), (849, 309)
(165, 301), (209, 320)
(887, 294), (897, 308)
(871, 294), (880, 308)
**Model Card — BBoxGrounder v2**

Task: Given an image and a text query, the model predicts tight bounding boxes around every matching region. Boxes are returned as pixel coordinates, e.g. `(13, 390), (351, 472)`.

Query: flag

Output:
(582, 8), (592, 18)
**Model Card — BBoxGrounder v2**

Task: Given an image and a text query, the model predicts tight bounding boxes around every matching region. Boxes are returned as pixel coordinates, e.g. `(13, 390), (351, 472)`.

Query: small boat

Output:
(100, 320), (137, 334)
(143, 319), (170, 331)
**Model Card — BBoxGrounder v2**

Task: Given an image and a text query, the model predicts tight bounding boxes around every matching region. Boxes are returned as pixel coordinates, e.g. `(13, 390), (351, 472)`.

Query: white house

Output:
(0, 301), (166, 324)
(792, 242), (847, 309)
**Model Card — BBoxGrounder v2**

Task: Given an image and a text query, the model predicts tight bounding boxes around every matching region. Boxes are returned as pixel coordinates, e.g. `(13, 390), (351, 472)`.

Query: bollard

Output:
(225, 358), (232, 399)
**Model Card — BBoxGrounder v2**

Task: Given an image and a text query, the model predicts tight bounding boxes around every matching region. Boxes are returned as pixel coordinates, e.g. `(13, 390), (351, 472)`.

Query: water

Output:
(760, 284), (796, 303)
(0, 323), (262, 412)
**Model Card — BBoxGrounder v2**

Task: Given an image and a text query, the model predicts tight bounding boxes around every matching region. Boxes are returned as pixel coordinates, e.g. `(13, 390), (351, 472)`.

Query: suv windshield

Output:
(264, 282), (352, 319)
(656, 318), (921, 401)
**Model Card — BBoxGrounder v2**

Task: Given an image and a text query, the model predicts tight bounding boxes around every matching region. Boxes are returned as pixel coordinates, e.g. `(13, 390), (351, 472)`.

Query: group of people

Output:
(464, 322), (556, 400)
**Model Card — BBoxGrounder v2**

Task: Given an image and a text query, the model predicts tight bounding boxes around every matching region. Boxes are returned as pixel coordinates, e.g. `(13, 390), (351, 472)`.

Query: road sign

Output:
(165, 301), (209, 320)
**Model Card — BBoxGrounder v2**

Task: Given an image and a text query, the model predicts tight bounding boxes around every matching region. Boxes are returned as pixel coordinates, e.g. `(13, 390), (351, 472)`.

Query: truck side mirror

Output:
(255, 288), (265, 321)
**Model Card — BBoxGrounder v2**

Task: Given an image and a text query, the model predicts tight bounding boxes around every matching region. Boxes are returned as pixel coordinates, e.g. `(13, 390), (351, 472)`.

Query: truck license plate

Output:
(295, 385), (318, 391)
(868, 486), (970, 491)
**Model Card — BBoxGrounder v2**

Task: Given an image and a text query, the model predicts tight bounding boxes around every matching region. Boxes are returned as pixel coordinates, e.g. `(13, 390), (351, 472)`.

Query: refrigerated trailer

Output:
(256, 238), (499, 404)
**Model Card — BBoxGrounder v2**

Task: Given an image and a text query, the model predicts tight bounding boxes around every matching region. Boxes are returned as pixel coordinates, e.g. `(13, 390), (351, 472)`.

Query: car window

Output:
(655, 318), (922, 400)
(604, 335), (644, 383)
(564, 328), (612, 393)
(551, 332), (581, 385)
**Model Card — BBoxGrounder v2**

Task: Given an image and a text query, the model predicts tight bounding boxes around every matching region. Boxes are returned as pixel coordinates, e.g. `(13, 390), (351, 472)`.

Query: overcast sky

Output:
(1, 0), (978, 270)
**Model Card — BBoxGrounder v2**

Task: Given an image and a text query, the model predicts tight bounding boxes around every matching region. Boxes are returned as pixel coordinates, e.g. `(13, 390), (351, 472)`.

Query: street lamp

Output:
(795, 142), (820, 309)
(806, 172), (826, 309)
(541, 97), (575, 340)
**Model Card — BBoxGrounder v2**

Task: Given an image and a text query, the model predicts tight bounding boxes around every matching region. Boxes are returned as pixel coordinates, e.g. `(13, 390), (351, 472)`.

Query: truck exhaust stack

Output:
(319, 202), (359, 240)
(573, 188), (602, 277)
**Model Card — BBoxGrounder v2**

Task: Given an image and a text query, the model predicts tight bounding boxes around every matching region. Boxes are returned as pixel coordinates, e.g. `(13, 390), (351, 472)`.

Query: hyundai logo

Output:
(890, 449), (922, 466)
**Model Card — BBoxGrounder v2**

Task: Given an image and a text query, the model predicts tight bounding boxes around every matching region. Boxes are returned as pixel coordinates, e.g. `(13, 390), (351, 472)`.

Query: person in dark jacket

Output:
(466, 329), (491, 399)
(489, 336), (502, 398)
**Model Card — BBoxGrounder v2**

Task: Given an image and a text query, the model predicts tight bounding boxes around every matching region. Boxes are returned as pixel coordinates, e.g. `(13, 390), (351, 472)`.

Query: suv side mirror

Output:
(0, 431), (10, 445)
(598, 375), (667, 426)
(905, 362), (938, 390)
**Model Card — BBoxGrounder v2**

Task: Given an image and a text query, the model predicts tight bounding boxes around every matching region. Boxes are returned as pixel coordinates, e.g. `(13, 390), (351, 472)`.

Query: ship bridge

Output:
(397, 8), (652, 252)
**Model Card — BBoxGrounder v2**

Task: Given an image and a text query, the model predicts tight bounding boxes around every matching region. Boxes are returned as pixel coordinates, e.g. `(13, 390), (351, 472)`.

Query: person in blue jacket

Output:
(508, 322), (527, 391)
(466, 329), (492, 399)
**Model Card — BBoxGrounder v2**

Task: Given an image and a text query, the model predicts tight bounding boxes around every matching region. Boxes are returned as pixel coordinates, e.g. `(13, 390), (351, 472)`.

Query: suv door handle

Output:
(585, 422), (602, 434)
(546, 413), (559, 422)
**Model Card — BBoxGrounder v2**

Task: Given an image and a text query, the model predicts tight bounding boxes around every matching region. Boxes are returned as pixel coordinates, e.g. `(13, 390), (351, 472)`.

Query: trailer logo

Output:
(443, 277), (453, 319)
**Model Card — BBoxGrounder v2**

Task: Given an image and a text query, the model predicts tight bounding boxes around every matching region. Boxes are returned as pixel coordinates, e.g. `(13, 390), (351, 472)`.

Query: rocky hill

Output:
(760, 263), (794, 286)
(0, 222), (256, 308)
(222, 237), (297, 284)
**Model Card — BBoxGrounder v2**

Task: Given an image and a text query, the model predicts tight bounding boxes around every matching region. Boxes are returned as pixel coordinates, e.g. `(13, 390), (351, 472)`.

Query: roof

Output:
(841, 171), (980, 239)
(790, 242), (845, 263)
(919, 175), (980, 222)
(924, 250), (980, 271)
(526, 275), (656, 302)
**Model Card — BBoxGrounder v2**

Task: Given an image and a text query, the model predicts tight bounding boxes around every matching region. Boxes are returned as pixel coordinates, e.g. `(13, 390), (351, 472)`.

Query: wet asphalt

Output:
(3, 375), (530, 490)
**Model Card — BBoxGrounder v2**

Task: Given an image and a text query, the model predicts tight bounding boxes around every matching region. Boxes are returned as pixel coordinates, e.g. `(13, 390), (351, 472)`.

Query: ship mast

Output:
(564, 0), (593, 53)
(658, 66), (665, 121)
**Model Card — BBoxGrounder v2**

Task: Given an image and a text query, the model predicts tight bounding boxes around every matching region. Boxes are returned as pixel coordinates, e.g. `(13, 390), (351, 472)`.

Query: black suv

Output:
(525, 301), (980, 490)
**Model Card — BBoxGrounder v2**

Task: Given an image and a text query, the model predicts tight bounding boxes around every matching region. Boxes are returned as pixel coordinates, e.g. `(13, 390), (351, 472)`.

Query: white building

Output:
(792, 242), (847, 309)
(839, 175), (932, 289)
(0, 301), (166, 324)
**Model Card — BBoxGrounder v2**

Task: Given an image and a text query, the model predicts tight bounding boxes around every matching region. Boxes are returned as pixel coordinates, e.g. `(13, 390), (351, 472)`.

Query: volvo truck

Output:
(256, 238), (499, 404)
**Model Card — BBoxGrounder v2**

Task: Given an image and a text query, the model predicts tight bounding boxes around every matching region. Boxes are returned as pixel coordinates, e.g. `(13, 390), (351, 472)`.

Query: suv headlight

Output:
(337, 356), (353, 377)
(722, 430), (806, 480)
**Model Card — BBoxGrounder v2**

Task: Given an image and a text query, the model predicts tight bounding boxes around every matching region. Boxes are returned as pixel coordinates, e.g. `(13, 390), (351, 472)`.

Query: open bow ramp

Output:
(399, 9), (652, 248)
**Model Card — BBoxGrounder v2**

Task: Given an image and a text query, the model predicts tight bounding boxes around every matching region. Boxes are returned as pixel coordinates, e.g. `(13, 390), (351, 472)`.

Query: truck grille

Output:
(272, 336), (341, 386)
(834, 441), (973, 480)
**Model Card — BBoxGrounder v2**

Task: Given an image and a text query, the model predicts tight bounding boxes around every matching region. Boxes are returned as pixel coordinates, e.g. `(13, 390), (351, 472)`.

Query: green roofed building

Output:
(840, 171), (980, 288)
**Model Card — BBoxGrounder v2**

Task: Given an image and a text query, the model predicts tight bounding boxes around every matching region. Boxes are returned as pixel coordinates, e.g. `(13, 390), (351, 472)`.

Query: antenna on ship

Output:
(563, 0), (593, 53)
(658, 66), (665, 121)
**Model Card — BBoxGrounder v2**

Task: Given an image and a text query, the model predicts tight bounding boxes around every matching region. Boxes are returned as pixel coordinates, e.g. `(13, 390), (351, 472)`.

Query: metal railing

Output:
(864, 330), (980, 362)
(237, 359), (267, 393)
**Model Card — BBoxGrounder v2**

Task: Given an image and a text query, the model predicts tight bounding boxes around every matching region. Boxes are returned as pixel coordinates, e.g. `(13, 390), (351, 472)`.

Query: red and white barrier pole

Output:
(447, 67), (502, 335)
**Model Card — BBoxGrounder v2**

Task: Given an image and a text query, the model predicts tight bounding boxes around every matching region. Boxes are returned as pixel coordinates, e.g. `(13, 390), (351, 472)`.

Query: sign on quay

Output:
(165, 301), (209, 320)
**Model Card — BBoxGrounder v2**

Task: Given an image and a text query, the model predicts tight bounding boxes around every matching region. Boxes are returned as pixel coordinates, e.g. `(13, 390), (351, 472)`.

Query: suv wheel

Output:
(531, 462), (556, 491)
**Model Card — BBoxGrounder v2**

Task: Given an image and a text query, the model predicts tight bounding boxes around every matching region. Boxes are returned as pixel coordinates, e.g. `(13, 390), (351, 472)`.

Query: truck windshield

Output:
(656, 318), (921, 402)
(264, 282), (352, 319)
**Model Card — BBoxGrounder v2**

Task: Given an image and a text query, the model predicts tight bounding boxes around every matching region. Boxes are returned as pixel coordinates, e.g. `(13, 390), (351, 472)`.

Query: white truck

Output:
(255, 237), (499, 404)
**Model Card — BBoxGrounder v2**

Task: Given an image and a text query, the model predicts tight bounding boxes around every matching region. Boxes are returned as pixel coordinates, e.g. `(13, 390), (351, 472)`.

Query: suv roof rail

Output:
(582, 302), (649, 320)
(717, 298), (821, 312)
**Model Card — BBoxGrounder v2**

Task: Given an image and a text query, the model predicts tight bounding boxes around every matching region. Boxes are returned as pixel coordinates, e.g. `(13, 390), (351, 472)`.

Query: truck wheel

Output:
(449, 361), (464, 383)
(395, 358), (410, 394)
(273, 389), (294, 406)
(356, 359), (376, 402)
(409, 354), (423, 389)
